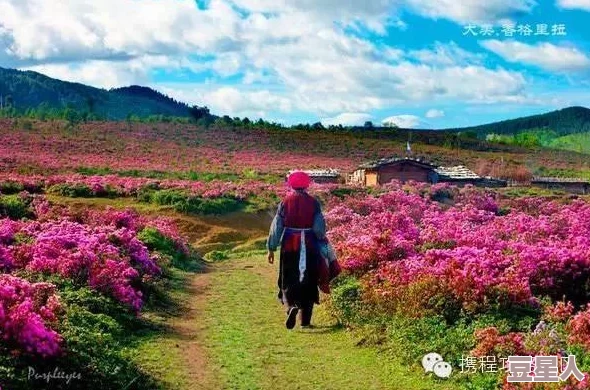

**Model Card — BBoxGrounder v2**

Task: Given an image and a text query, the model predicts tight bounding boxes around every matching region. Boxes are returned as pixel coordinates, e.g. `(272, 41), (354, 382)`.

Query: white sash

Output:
(284, 227), (312, 282)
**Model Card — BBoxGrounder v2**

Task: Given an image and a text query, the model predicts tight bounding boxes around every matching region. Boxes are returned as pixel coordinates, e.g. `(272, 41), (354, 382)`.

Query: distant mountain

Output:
(444, 106), (590, 137)
(0, 67), (191, 119)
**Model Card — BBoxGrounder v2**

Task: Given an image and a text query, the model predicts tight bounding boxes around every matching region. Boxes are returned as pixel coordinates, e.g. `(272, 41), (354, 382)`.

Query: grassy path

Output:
(50, 197), (459, 389)
(200, 253), (458, 390)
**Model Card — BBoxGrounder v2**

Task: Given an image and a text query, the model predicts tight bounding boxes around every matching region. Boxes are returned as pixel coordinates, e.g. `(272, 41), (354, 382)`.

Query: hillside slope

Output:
(0, 67), (190, 119)
(444, 106), (590, 136)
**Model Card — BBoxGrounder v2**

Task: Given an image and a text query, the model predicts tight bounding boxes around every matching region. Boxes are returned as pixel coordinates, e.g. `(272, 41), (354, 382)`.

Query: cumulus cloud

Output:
(0, 0), (239, 64)
(381, 114), (424, 128)
(321, 113), (373, 126)
(480, 40), (590, 72)
(24, 56), (209, 89)
(0, 0), (539, 118)
(556, 0), (590, 11)
(409, 41), (484, 66)
(404, 0), (536, 23)
(426, 109), (445, 118)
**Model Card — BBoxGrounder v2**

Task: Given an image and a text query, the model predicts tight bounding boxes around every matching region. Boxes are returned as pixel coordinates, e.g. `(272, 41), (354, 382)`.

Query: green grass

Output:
(534, 166), (590, 180)
(73, 166), (282, 183)
(128, 269), (200, 390)
(548, 131), (590, 154)
(202, 254), (459, 390)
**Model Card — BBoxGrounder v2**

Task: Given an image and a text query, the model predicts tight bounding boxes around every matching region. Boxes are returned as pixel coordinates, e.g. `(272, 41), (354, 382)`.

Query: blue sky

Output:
(1, 0), (590, 128)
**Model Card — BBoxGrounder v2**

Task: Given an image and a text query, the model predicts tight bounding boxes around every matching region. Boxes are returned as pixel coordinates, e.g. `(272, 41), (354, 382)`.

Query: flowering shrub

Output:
(544, 301), (575, 323)
(326, 182), (590, 389)
(12, 220), (160, 312)
(0, 199), (193, 361)
(471, 327), (527, 358)
(327, 183), (590, 315)
(567, 306), (590, 351)
(0, 274), (63, 357)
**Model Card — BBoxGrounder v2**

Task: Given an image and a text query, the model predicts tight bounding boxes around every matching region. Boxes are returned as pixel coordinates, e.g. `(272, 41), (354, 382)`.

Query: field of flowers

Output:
(0, 191), (196, 389)
(325, 181), (590, 389)
(3, 118), (590, 389)
(1, 119), (588, 179)
(0, 172), (352, 218)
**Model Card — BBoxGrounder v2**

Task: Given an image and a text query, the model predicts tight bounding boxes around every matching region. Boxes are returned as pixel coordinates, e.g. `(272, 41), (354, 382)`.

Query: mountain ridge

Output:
(0, 67), (190, 120)
(1, 66), (589, 137)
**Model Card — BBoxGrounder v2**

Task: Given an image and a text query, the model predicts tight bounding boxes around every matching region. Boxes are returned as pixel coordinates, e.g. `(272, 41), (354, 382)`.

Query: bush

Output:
(204, 250), (230, 262)
(149, 189), (186, 206)
(0, 194), (33, 219)
(48, 183), (94, 198)
(0, 274), (158, 390)
(0, 181), (25, 194)
(139, 189), (245, 215)
(326, 276), (366, 326)
(137, 227), (199, 271)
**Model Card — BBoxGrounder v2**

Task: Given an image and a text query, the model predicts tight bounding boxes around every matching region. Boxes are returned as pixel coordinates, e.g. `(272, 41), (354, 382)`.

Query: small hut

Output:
(435, 166), (508, 188)
(350, 157), (438, 186)
(531, 177), (590, 195)
(350, 157), (507, 188)
(287, 169), (342, 184)
(435, 165), (481, 185)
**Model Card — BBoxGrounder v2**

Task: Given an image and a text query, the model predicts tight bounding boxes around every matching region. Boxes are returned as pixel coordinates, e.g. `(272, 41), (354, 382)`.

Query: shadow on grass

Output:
(297, 324), (342, 335)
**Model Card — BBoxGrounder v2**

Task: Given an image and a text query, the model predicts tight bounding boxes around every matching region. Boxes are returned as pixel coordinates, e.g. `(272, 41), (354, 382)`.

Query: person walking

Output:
(267, 170), (327, 329)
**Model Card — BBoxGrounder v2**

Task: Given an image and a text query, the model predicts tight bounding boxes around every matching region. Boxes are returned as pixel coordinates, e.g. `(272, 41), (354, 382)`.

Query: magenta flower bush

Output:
(326, 182), (590, 314)
(0, 172), (343, 202)
(0, 274), (63, 357)
(0, 199), (193, 359)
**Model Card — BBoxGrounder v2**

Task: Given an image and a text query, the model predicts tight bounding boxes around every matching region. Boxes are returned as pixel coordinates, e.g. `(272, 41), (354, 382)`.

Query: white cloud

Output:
(381, 114), (424, 128)
(230, 0), (536, 27)
(160, 85), (293, 118)
(229, 0), (398, 34)
(409, 41), (484, 66)
(0, 0), (240, 64)
(24, 56), (204, 89)
(404, 0), (536, 23)
(556, 0), (590, 11)
(0, 0), (537, 118)
(426, 109), (445, 118)
(321, 113), (372, 126)
(481, 40), (590, 72)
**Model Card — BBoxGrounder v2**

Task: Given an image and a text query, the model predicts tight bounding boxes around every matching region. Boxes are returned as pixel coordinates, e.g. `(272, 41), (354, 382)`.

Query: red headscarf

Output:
(287, 170), (311, 189)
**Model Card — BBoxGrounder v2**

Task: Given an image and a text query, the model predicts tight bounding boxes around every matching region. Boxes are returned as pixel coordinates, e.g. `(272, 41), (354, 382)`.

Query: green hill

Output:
(547, 131), (590, 154)
(0, 67), (191, 120)
(444, 106), (590, 137)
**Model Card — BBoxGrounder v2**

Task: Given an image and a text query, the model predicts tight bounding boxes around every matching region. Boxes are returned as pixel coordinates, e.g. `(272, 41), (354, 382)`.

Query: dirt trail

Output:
(167, 212), (272, 389)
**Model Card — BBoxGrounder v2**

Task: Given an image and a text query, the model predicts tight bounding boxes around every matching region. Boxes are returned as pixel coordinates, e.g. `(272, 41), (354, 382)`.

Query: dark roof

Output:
(358, 156), (437, 170)
(532, 177), (590, 184)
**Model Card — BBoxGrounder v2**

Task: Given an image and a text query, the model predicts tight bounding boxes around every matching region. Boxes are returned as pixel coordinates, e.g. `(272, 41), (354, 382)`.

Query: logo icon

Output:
(422, 353), (453, 378)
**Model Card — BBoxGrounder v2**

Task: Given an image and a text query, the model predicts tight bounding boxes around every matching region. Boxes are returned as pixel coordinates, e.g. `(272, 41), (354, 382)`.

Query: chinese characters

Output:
(460, 355), (585, 383)
(462, 23), (567, 37)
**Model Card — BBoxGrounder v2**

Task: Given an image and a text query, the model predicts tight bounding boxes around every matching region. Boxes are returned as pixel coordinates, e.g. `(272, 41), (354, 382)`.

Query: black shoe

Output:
(285, 307), (299, 330)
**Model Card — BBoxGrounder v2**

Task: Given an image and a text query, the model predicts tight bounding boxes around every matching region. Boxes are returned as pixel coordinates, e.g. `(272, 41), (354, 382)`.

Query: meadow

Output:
(2, 118), (590, 389)
(2, 119), (590, 179)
